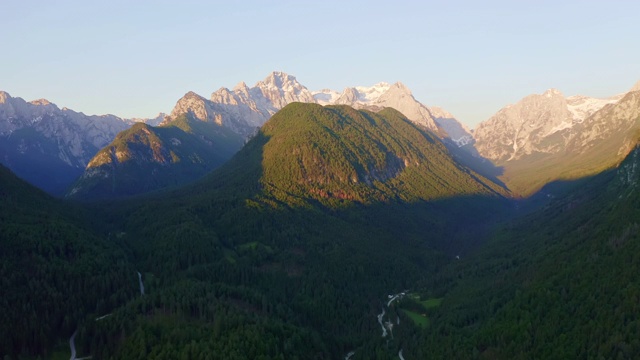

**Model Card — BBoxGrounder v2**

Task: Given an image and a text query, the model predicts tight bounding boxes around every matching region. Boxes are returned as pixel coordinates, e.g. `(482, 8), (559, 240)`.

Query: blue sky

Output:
(2, 0), (639, 127)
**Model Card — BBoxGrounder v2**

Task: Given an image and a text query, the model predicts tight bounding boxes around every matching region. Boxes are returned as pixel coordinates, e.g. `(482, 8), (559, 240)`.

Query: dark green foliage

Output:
(0, 164), (137, 358)
(416, 145), (640, 359)
(15, 102), (640, 359)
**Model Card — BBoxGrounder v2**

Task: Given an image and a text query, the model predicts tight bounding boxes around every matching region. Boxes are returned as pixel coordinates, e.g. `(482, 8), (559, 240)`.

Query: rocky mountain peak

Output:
(0, 91), (11, 104)
(629, 80), (640, 93)
(542, 88), (564, 98)
(233, 81), (250, 93)
(335, 87), (359, 105)
(253, 71), (315, 109)
(29, 98), (53, 106)
(167, 91), (210, 123)
(258, 71), (297, 90)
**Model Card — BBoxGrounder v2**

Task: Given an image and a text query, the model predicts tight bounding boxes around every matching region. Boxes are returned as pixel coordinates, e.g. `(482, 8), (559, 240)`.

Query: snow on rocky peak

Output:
(473, 86), (629, 163)
(312, 89), (341, 105)
(313, 81), (466, 137)
(566, 95), (620, 123)
(354, 82), (391, 103)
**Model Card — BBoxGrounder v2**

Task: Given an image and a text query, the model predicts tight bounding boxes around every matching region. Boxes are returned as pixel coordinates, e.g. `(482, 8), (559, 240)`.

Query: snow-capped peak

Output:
(353, 82), (391, 103)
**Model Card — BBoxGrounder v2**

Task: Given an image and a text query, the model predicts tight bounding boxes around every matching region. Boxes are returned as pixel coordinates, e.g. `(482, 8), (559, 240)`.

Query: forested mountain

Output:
(0, 163), (138, 358)
(2, 103), (513, 359)
(66, 114), (244, 200)
(412, 141), (640, 358)
(5, 98), (640, 359)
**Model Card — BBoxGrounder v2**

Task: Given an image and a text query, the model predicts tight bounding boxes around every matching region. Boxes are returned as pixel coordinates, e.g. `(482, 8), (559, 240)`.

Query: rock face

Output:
(473, 89), (623, 163)
(472, 83), (640, 196)
(0, 91), (135, 195)
(311, 82), (473, 144)
(164, 72), (316, 139)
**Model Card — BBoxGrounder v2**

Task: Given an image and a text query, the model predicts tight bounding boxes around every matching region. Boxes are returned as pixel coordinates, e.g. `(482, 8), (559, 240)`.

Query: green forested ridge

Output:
(66, 114), (244, 201)
(3, 102), (640, 359)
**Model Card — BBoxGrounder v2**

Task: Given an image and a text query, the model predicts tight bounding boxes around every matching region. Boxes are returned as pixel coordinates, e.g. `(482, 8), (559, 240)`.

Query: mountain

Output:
(0, 91), (165, 195)
(66, 114), (244, 200)
(473, 85), (639, 196)
(312, 82), (474, 145)
(473, 88), (621, 163)
(128, 112), (167, 126)
(253, 103), (507, 204)
(164, 71), (315, 139)
(0, 91), (134, 194)
(5, 102), (513, 359)
(415, 140), (640, 358)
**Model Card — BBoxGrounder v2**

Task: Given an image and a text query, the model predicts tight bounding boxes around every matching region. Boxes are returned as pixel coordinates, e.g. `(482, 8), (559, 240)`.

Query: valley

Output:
(1, 76), (640, 359)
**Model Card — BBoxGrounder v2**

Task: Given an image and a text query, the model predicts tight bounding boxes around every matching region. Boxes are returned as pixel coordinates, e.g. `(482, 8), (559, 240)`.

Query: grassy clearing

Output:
(401, 309), (430, 328)
(421, 297), (443, 309)
(401, 296), (442, 328)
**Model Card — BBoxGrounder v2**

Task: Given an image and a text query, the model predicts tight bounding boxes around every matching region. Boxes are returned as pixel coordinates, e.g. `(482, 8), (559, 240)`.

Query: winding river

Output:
(137, 271), (145, 295)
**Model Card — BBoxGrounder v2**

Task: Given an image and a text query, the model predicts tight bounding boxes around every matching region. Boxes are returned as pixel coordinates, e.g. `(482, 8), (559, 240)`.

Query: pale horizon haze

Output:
(2, 0), (639, 128)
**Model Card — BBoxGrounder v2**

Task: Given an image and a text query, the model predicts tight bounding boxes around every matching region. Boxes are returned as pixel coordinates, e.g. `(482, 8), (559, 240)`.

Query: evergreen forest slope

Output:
(1, 103), (513, 359)
(415, 142), (640, 358)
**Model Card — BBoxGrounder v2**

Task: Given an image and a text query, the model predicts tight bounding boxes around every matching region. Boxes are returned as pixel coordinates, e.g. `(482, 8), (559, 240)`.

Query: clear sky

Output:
(2, 0), (639, 127)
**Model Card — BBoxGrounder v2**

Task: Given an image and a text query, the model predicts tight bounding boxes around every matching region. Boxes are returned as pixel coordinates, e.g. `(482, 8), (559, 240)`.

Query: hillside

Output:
(0, 164), (138, 358)
(413, 142), (640, 358)
(71, 103), (510, 359)
(66, 114), (244, 200)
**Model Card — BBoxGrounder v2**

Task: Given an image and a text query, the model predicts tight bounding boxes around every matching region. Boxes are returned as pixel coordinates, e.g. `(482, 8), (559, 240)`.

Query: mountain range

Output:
(65, 72), (480, 199)
(2, 72), (639, 201)
(3, 72), (640, 359)
(0, 91), (165, 195)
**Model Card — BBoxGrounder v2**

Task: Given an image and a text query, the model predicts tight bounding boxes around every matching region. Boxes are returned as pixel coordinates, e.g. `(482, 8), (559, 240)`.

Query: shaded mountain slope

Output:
(0, 164), (137, 358)
(72, 103), (512, 358)
(67, 114), (244, 200)
(415, 141), (640, 358)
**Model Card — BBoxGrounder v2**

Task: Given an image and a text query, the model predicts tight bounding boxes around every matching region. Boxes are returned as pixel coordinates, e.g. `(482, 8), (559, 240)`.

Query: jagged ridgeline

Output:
(251, 103), (507, 206)
(66, 113), (244, 200)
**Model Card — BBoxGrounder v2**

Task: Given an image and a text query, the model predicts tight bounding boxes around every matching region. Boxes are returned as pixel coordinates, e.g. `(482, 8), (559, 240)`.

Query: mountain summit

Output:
(164, 71), (315, 139)
(472, 82), (640, 195)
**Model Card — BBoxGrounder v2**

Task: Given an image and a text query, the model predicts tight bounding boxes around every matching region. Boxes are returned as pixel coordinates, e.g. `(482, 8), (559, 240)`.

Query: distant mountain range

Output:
(4, 75), (640, 359)
(65, 72), (478, 199)
(0, 91), (165, 195)
(2, 73), (639, 200)
(473, 81), (640, 195)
